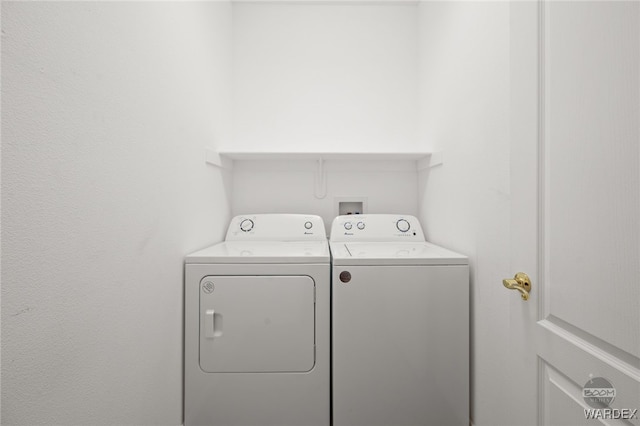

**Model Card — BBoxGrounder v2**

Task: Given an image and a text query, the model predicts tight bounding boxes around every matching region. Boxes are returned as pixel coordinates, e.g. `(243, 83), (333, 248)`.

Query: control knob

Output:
(240, 219), (254, 232)
(396, 219), (410, 233)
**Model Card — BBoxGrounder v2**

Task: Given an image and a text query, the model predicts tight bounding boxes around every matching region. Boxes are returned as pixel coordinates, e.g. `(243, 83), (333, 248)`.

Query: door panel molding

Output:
(538, 0), (640, 353)
(536, 3), (548, 423)
(539, 318), (640, 383)
(538, 0), (640, 357)
(541, 361), (589, 426)
(537, 0), (547, 325)
(536, 1), (640, 424)
(538, 323), (640, 426)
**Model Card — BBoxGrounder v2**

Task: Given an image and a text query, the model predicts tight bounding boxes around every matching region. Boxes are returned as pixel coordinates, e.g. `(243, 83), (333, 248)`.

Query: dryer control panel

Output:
(330, 214), (426, 242)
(226, 214), (327, 242)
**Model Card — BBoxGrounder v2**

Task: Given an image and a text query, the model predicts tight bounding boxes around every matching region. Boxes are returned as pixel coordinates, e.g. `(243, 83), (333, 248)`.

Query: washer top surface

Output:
(186, 240), (330, 264)
(330, 241), (467, 266)
(329, 215), (466, 265)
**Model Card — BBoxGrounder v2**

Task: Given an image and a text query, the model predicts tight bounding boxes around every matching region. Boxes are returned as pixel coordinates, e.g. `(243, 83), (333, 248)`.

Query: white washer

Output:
(330, 214), (469, 426)
(185, 214), (330, 426)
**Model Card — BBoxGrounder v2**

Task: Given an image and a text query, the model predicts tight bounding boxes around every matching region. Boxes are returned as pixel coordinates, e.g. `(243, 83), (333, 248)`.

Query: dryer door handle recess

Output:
(205, 309), (223, 339)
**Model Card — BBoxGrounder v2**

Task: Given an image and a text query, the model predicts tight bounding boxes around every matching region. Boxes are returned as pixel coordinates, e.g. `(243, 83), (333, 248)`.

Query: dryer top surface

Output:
(186, 240), (330, 264)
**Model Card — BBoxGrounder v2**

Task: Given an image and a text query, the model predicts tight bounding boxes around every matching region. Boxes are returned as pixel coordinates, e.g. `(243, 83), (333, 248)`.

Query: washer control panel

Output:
(395, 219), (410, 233)
(226, 214), (327, 241)
(239, 219), (254, 232)
(330, 214), (425, 242)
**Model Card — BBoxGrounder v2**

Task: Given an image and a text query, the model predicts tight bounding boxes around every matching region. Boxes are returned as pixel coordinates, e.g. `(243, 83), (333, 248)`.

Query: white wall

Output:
(417, 2), (512, 425)
(1, 2), (232, 424)
(229, 2), (420, 224)
(231, 160), (419, 232)
(231, 2), (419, 152)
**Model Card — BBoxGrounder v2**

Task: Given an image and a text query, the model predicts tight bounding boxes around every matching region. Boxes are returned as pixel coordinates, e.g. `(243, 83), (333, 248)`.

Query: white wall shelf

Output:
(205, 149), (443, 170)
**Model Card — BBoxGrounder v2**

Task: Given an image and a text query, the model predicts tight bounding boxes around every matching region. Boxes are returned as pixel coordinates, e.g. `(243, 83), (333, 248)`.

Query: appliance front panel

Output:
(332, 265), (469, 426)
(200, 275), (315, 373)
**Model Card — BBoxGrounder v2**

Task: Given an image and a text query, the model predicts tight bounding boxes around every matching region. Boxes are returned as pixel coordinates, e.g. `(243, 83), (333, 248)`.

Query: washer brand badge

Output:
(202, 280), (215, 294)
(583, 377), (616, 408)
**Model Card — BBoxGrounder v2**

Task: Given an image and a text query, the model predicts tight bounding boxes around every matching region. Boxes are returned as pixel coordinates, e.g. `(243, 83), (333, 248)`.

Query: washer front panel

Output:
(332, 265), (469, 426)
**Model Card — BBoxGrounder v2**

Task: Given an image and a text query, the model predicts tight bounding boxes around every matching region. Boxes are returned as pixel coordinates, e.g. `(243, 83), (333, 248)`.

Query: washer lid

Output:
(330, 242), (467, 266)
(186, 241), (330, 264)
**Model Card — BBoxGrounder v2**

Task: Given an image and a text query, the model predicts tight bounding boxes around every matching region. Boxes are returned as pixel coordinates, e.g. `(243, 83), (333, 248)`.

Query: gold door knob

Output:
(503, 272), (532, 301)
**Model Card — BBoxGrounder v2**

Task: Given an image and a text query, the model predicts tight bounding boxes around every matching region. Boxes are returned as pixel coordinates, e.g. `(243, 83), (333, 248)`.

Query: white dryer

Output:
(330, 214), (469, 426)
(185, 214), (330, 426)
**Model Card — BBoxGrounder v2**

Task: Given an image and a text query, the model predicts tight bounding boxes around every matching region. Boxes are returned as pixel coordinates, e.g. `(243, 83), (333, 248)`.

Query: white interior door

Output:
(509, 2), (640, 425)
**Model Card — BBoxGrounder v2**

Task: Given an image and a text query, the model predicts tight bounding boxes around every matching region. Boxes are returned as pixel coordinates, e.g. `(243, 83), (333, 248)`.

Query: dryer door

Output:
(199, 275), (315, 373)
